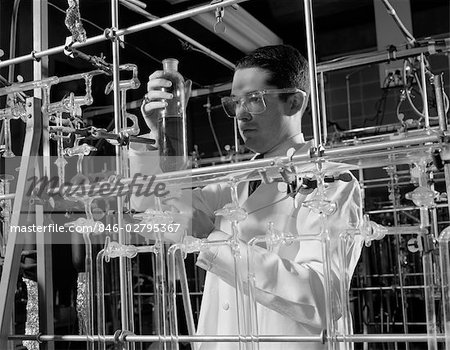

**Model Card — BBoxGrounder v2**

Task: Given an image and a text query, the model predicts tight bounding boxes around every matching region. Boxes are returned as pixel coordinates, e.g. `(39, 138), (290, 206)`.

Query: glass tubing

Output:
(89, 160), (446, 349)
(3, 74), (450, 348)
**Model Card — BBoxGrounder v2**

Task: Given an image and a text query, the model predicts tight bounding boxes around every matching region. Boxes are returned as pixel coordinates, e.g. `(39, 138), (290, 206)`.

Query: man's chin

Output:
(244, 140), (264, 154)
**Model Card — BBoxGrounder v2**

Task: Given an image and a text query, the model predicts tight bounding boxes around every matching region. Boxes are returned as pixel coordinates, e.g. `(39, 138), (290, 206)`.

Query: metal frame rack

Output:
(0, 0), (449, 349)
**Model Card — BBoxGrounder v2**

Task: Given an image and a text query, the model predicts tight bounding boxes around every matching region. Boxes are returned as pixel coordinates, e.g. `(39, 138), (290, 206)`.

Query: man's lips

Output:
(241, 127), (257, 134)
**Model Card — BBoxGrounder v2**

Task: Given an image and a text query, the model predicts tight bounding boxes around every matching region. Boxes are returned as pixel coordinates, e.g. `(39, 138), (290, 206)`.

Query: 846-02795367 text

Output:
(10, 223), (181, 234)
(97, 223), (181, 233)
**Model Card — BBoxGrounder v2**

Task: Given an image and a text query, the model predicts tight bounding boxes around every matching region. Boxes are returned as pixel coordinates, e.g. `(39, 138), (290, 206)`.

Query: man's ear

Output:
(285, 93), (305, 116)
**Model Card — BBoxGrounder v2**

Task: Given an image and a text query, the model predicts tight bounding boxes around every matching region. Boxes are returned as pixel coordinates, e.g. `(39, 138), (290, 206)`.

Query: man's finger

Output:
(142, 100), (167, 116)
(144, 90), (173, 101)
(147, 78), (172, 91)
(148, 70), (164, 80)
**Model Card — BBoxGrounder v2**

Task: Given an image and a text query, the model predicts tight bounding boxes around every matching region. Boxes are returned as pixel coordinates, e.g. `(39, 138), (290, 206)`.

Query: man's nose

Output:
(236, 102), (252, 120)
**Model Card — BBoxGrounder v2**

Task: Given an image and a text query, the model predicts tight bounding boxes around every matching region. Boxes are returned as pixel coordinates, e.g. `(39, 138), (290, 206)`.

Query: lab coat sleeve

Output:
(129, 134), (162, 212)
(196, 177), (363, 329)
(129, 141), (229, 238)
(186, 184), (228, 238)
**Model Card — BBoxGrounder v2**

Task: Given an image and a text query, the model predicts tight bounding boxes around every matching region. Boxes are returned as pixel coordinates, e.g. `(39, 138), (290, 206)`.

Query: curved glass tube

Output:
(319, 219), (339, 350)
(96, 247), (107, 350)
(215, 179), (253, 350)
(3, 119), (14, 158)
(82, 231), (95, 350)
(100, 238), (156, 349)
(169, 236), (243, 349)
(338, 231), (353, 350)
(167, 245), (180, 350)
(53, 111), (68, 187)
(1, 96), (26, 158)
(167, 242), (200, 349)
(154, 196), (168, 350)
(247, 223), (344, 350)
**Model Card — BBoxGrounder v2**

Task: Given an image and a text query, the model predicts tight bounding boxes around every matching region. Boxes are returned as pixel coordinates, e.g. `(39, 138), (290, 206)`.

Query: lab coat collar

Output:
(252, 133), (306, 159)
(239, 133), (311, 211)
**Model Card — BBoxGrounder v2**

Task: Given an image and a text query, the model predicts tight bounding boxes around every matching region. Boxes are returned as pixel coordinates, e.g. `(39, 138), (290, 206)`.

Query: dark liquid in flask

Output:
(158, 58), (188, 172)
(158, 115), (187, 172)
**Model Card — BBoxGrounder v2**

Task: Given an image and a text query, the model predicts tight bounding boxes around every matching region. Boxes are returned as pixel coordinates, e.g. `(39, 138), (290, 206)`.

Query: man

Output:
(135, 44), (363, 349)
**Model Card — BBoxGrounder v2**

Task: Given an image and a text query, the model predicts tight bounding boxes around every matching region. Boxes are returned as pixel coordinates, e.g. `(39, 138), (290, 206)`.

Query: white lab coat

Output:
(193, 164), (363, 350)
(129, 136), (363, 350)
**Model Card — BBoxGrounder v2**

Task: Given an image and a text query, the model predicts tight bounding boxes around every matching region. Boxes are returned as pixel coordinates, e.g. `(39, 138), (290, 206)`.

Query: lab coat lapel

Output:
(242, 180), (285, 215)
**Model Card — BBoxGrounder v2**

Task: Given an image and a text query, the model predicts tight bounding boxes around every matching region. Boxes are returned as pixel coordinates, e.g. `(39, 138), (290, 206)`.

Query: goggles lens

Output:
(221, 92), (265, 118)
(221, 88), (305, 118)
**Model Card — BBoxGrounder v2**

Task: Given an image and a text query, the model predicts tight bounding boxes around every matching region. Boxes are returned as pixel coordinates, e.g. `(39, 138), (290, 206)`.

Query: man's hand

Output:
(141, 70), (192, 132)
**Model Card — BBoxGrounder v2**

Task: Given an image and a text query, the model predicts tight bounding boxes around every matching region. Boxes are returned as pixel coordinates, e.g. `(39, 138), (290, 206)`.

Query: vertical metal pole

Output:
(416, 162), (438, 350)
(357, 168), (369, 350)
(33, 1), (54, 349)
(8, 0), (22, 83)
(444, 142), (450, 350)
(319, 72), (327, 144)
(389, 166), (409, 350)
(110, 0), (133, 347)
(345, 75), (352, 130)
(438, 228), (450, 350)
(234, 119), (239, 157)
(420, 53), (430, 129)
(444, 161), (450, 223)
(433, 73), (447, 131)
(303, 0), (322, 149)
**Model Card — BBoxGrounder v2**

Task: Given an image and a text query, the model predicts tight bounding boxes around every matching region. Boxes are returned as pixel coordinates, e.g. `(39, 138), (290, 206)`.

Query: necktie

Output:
(248, 154), (264, 196)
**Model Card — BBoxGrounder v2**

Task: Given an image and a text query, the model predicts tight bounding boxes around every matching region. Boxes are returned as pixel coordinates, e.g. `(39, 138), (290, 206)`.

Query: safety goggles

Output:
(221, 88), (306, 118)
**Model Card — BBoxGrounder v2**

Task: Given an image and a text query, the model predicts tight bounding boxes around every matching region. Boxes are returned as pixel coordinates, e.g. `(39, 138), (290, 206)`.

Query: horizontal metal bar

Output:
(317, 39), (450, 73)
(354, 272), (425, 278)
(362, 177), (446, 189)
(8, 333), (446, 343)
(363, 322), (431, 326)
(337, 334), (446, 343)
(0, 0), (248, 69)
(119, 1), (235, 70)
(324, 133), (441, 159)
(2, 131), (446, 201)
(31, 131), (443, 199)
(191, 82), (233, 97)
(366, 203), (449, 215)
(0, 193), (15, 200)
(351, 285), (426, 291)
(9, 334), (324, 343)
(124, 134), (443, 189)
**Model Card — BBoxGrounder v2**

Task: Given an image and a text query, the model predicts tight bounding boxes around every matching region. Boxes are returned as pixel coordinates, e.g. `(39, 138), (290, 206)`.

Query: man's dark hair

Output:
(235, 44), (310, 97)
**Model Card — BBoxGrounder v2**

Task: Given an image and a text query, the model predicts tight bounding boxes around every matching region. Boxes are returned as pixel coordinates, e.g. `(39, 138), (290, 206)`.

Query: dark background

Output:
(1, 0), (449, 159)
(0, 1), (449, 348)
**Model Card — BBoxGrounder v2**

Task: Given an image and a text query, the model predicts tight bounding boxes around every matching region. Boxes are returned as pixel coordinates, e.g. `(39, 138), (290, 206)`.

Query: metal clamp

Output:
(113, 329), (135, 349)
(104, 27), (118, 41)
(30, 50), (41, 62)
